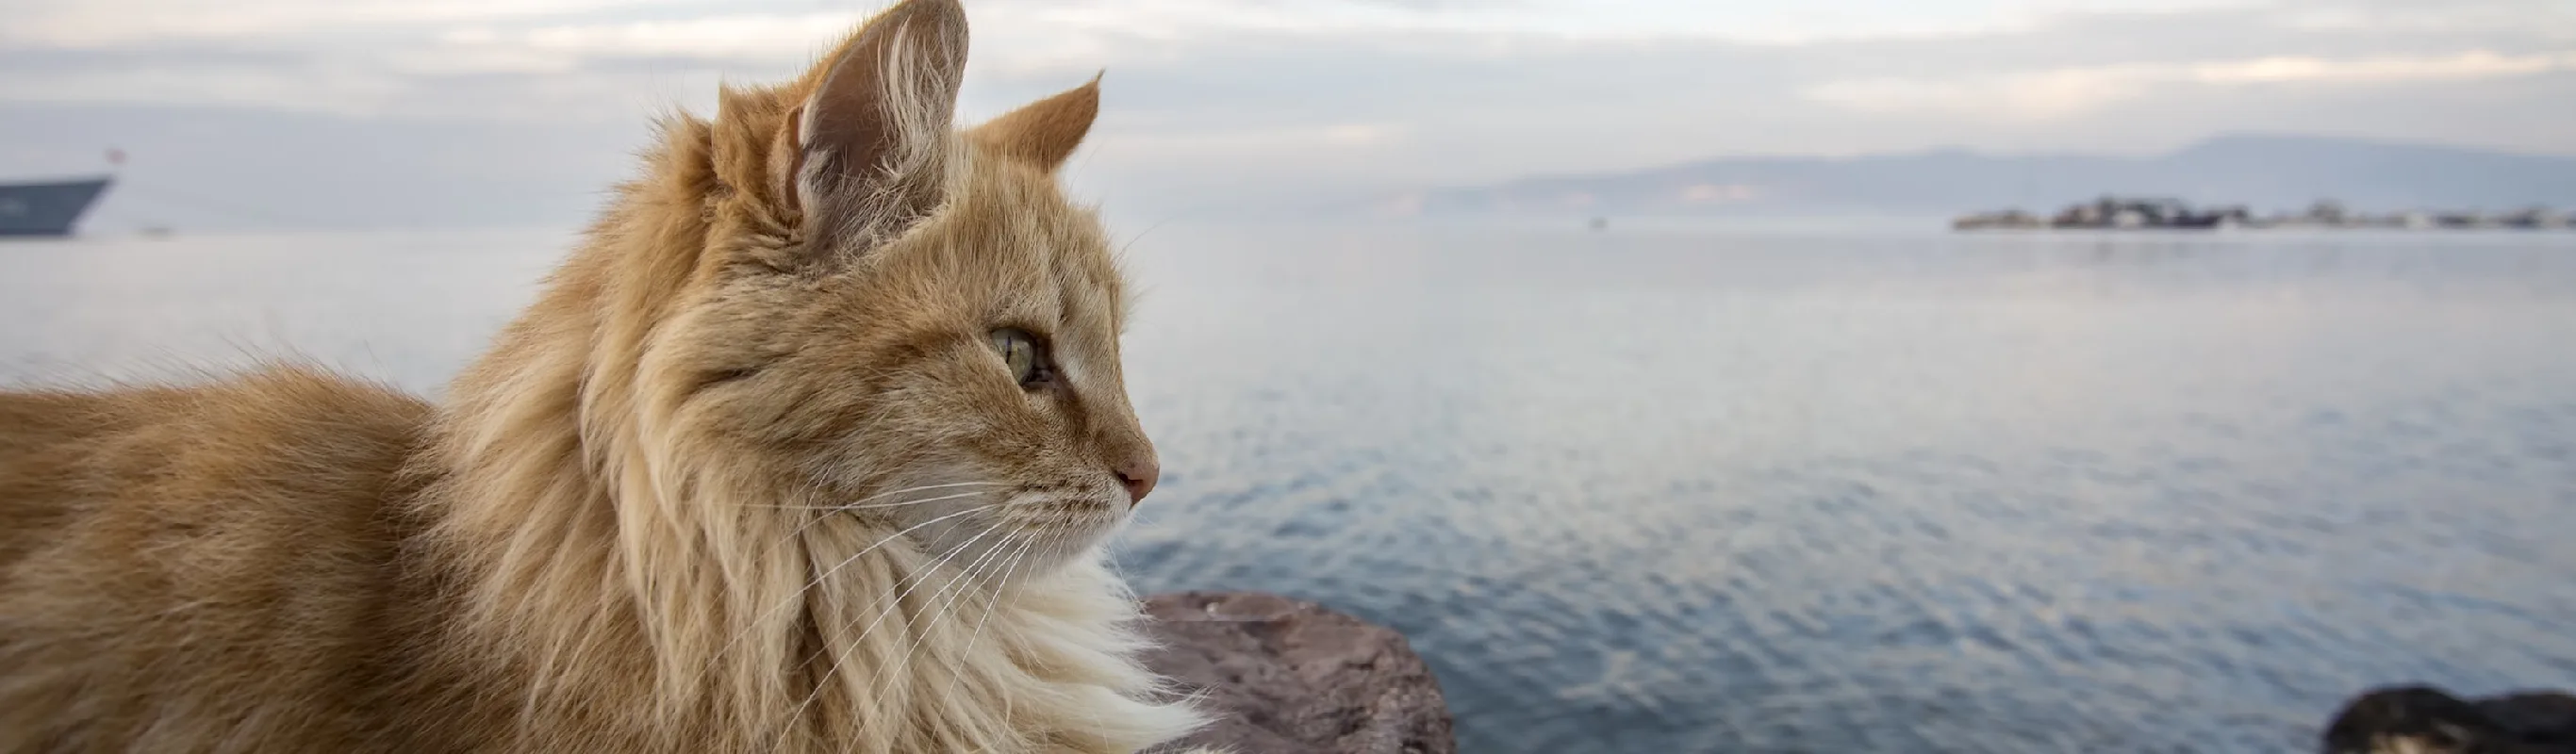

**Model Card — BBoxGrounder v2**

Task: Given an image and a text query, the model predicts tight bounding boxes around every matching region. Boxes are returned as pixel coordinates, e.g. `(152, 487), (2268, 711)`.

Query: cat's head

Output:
(631, 0), (1152, 576)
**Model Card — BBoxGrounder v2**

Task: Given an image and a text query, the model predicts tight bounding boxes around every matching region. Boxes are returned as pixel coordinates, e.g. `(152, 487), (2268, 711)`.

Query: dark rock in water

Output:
(2322, 684), (2576, 753)
(1140, 591), (1454, 754)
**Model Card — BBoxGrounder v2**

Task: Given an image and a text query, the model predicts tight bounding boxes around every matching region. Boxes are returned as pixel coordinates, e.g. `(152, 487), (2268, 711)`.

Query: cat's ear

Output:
(786, 0), (967, 256)
(969, 73), (1101, 172)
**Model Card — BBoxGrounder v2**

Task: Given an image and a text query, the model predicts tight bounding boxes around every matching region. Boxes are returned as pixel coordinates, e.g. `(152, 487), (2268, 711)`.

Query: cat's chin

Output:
(996, 499), (1130, 576)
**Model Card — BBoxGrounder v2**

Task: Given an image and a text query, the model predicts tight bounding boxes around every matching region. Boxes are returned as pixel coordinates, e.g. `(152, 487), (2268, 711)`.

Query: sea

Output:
(5, 220), (2573, 753)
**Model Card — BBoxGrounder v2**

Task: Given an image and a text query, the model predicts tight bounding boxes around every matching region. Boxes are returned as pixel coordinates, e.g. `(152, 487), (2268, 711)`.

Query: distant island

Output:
(1373, 134), (2576, 221)
(1954, 197), (2575, 231)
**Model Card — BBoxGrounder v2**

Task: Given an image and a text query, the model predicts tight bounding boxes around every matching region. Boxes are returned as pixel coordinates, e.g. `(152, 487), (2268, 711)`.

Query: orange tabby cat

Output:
(0, 1), (1212, 751)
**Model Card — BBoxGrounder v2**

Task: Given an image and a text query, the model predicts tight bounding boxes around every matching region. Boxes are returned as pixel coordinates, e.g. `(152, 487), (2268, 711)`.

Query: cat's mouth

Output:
(985, 489), (1130, 567)
(863, 477), (1131, 582)
(1002, 492), (1125, 533)
(1009, 495), (1121, 517)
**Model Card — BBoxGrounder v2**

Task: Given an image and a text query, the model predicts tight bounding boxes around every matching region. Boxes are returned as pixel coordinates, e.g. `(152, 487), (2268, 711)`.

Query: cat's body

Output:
(0, 371), (437, 751)
(0, 1), (1208, 751)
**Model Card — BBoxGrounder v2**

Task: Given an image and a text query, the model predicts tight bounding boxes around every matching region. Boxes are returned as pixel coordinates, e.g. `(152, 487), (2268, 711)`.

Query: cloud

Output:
(2275, 0), (2576, 36)
(2198, 49), (2576, 83)
(3, 0), (2573, 228)
(2, 0), (683, 47)
(1807, 49), (2576, 120)
(433, 13), (854, 71)
(0, 64), (404, 116)
(1085, 123), (1412, 170)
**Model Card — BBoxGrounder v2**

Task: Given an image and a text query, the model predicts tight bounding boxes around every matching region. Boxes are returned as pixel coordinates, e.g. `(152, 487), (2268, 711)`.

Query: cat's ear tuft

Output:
(968, 72), (1101, 172)
(788, 0), (968, 257)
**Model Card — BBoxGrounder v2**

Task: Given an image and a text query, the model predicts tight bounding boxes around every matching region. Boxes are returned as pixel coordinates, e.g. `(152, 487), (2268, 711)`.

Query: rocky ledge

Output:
(1139, 591), (1454, 754)
(2324, 684), (2576, 753)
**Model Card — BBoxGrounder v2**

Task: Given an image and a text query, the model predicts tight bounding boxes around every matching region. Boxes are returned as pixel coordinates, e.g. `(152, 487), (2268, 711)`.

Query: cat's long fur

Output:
(0, 1), (1210, 751)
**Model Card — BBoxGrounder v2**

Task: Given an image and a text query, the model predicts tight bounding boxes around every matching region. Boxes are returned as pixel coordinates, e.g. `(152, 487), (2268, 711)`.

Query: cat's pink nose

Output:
(1114, 458), (1158, 507)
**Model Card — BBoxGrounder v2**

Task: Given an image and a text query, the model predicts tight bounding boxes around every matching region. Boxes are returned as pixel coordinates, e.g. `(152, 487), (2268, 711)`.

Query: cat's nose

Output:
(1113, 457), (1158, 507)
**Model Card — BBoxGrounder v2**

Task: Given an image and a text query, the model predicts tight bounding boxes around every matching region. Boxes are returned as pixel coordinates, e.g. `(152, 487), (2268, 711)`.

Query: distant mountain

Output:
(1379, 134), (2576, 219)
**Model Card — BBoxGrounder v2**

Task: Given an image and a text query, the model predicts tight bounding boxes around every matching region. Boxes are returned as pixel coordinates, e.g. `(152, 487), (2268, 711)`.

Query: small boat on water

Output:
(0, 176), (113, 237)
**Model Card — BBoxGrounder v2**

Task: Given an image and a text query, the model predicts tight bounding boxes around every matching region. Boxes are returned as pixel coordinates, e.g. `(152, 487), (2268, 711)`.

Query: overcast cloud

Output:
(2, 0), (2571, 229)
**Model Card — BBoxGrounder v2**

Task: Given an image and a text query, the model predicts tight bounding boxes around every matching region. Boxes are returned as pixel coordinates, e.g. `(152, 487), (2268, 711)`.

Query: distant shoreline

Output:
(1956, 197), (2573, 232)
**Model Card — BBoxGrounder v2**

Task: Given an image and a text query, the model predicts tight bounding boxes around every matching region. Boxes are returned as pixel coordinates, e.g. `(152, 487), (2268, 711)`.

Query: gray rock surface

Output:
(2323, 684), (2576, 753)
(1140, 591), (1454, 754)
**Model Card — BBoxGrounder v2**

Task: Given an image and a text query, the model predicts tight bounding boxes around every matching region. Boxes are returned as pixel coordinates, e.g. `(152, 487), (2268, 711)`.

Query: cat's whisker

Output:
(848, 481), (1007, 506)
(768, 530), (983, 751)
(943, 531), (1041, 702)
(748, 482), (1008, 512)
(831, 488), (1016, 511)
(707, 502), (998, 676)
(779, 520), (1006, 743)
(874, 529), (1025, 697)
(846, 528), (1020, 721)
(744, 488), (998, 514)
(1118, 217), (1173, 256)
(765, 489), (998, 555)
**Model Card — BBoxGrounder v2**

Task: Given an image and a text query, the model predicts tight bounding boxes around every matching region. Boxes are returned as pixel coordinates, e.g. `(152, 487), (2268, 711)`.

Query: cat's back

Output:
(0, 366), (438, 752)
(0, 381), (191, 563)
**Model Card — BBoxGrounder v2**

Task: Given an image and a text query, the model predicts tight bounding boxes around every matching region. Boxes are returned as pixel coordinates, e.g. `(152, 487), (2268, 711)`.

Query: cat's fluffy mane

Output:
(0, 1), (1210, 751)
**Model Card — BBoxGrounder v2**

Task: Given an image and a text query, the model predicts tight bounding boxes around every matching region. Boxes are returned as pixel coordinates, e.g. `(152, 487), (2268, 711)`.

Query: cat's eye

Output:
(989, 328), (1051, 387)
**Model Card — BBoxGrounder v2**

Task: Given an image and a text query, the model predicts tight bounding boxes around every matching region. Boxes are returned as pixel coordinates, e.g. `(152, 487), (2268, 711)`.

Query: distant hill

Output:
(1379, 134), (2576, 219)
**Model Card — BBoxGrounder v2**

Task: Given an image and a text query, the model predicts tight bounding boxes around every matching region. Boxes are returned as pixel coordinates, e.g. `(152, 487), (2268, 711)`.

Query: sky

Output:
(3, 0), (2572, 229)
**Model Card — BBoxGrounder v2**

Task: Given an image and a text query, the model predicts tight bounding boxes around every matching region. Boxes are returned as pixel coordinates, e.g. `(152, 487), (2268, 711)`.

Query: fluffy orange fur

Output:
(0, 1), (1211, 751)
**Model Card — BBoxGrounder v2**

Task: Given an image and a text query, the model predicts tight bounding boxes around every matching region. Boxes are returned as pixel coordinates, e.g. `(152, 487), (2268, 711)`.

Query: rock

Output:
(1139, 591), (1454, 754)
(2322, 684), (2576, 753)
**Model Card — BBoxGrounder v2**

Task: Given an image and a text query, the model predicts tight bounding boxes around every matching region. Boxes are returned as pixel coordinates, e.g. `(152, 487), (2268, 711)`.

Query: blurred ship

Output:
(0, 149), (123, 238)
(0, 177), (113, 237)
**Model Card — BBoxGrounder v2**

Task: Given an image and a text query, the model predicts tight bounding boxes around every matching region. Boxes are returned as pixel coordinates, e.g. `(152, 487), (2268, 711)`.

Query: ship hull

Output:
(0, 177), (112, 237)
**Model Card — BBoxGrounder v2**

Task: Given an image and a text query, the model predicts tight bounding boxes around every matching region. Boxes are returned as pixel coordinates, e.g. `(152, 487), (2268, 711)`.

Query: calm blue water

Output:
(6, 221), (2575, 752)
